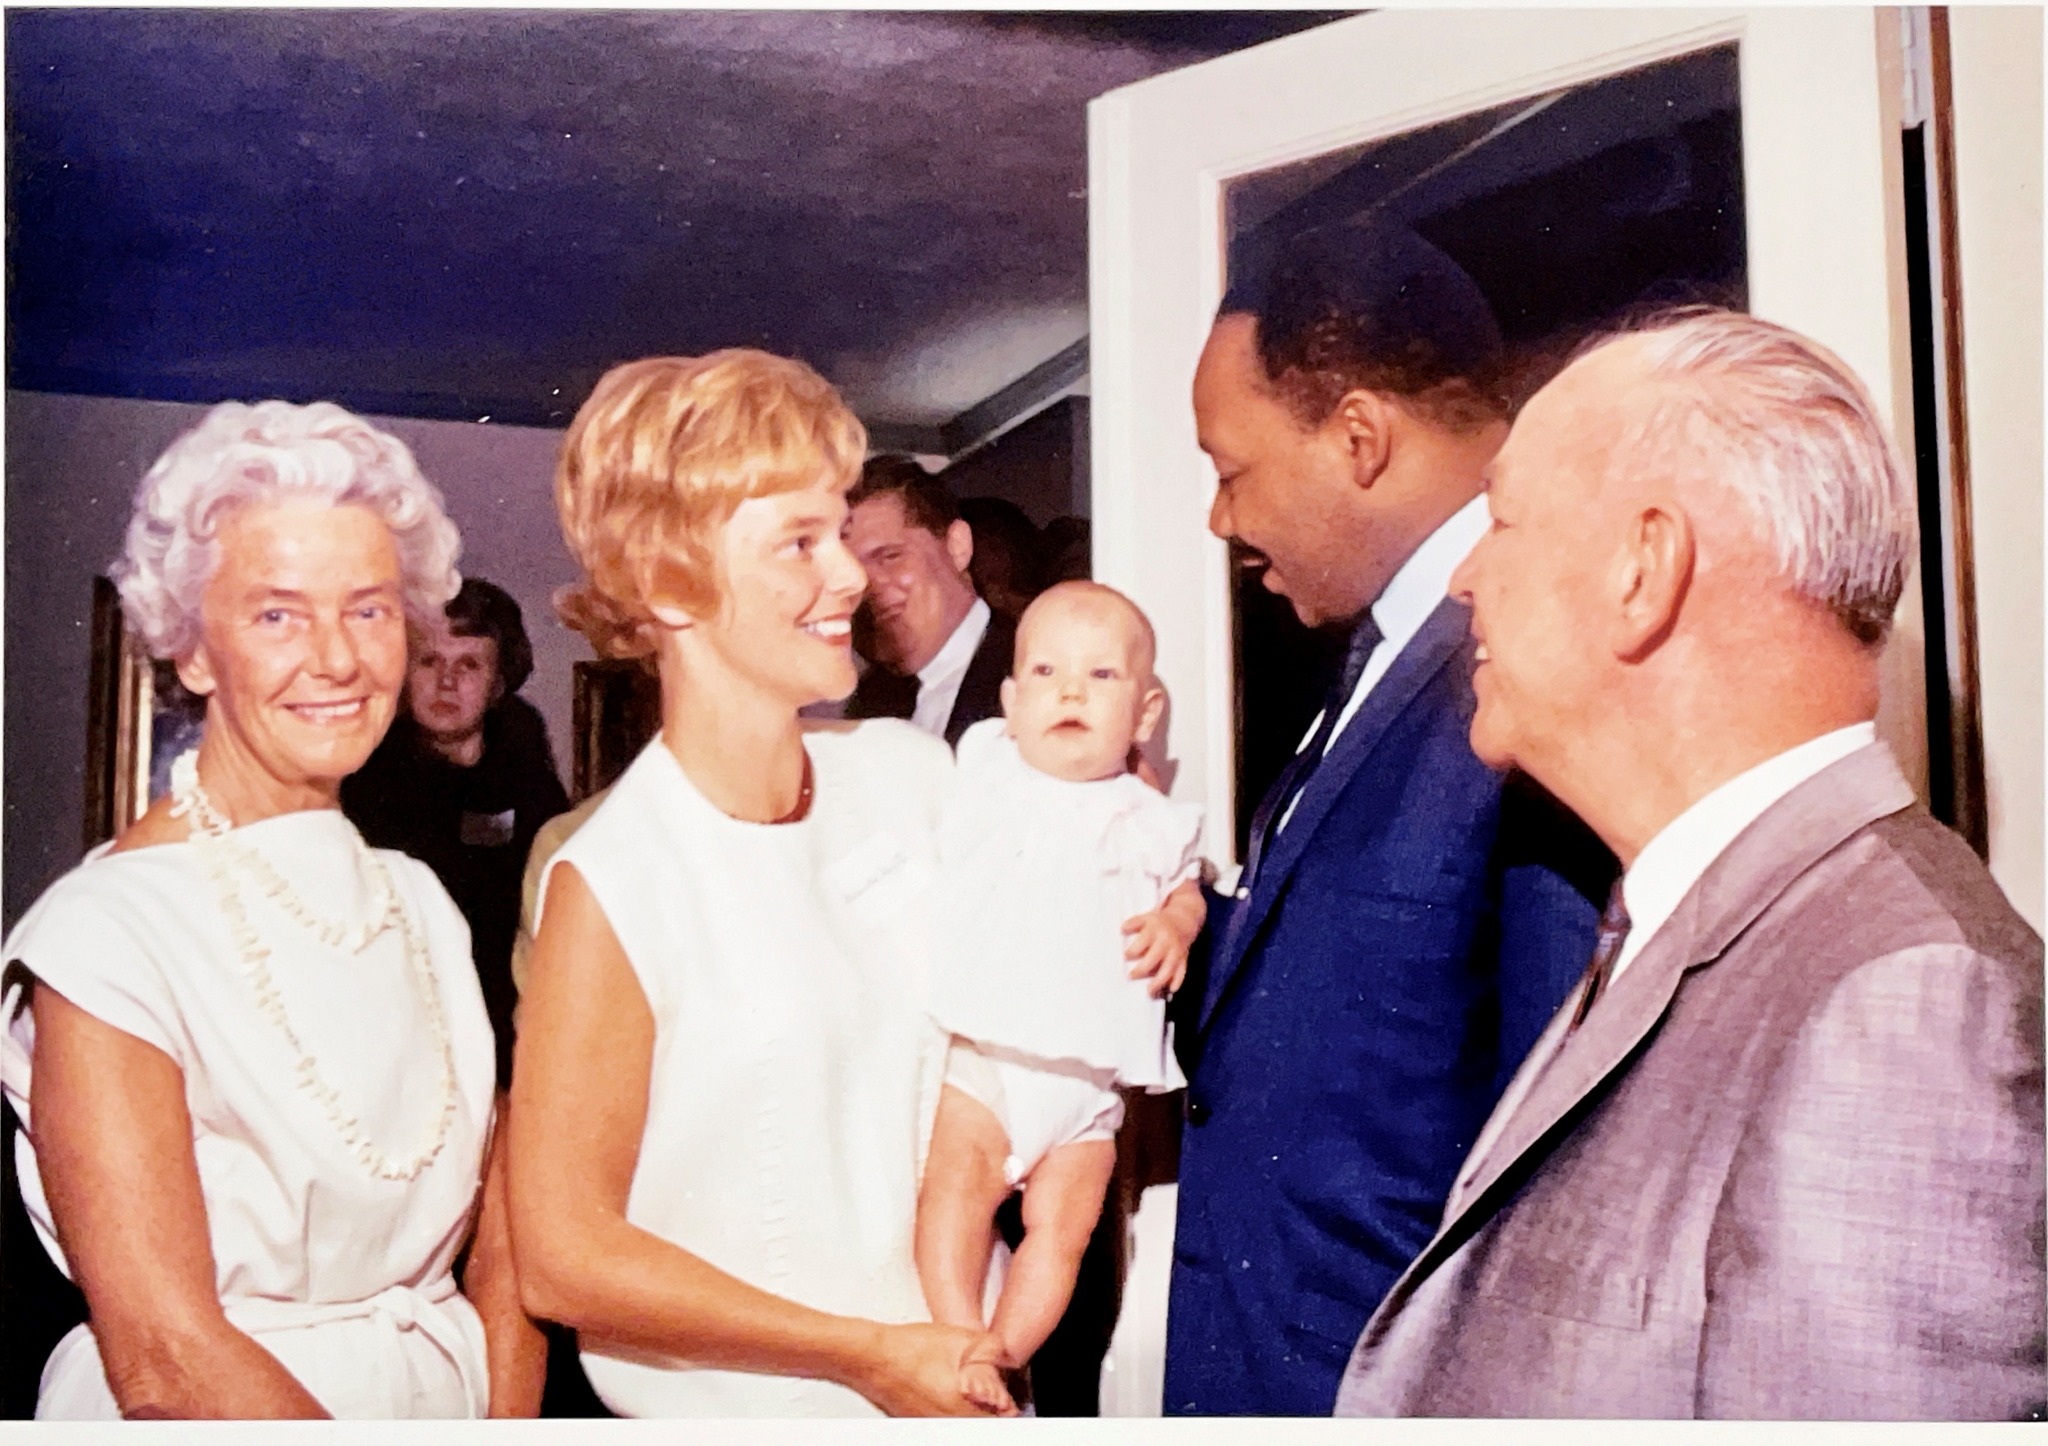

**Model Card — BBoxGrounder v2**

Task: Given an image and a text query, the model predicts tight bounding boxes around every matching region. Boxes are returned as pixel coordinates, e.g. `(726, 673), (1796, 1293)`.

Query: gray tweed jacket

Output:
(1335, 743), (2045, 1420)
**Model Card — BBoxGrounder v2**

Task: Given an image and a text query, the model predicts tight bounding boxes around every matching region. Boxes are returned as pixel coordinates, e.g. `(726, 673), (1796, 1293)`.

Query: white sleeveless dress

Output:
(0, 810), (497, 1419)
(535, 720), (955, 1417)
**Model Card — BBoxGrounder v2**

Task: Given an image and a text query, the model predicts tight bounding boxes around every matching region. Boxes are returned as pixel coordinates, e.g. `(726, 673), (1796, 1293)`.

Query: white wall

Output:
(1948, 8), (2044, 931)
(4, 390), (582, 926)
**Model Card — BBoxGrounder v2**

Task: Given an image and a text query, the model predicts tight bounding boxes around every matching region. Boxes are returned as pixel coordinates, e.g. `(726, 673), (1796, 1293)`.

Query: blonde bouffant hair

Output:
(553, 350), (868, 659)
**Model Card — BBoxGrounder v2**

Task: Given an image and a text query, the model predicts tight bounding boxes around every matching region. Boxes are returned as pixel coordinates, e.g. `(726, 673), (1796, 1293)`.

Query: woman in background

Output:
(345, 576), (570, 1089)
(1, 402), (537, 1417)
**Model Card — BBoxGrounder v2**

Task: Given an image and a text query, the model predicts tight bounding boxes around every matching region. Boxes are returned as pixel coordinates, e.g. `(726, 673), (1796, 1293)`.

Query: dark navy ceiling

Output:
(7, 9), (1345, 439)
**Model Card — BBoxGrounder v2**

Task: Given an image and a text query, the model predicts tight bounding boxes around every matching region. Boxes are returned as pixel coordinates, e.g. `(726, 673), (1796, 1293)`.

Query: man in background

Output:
(1166, 221), (1609, 1415)
(1337, 309), (2043, 1420)
(843, 457), (1014, 744)
(956, 495), (1048, 621)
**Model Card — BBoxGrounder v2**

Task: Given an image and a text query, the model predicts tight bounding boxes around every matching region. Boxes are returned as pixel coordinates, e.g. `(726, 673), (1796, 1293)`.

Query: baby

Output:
(917, 581), (1206, 1410)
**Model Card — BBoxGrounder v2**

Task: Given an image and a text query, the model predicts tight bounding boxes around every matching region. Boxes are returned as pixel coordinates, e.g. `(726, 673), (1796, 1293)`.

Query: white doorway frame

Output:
(1088, 8), (1923, 867)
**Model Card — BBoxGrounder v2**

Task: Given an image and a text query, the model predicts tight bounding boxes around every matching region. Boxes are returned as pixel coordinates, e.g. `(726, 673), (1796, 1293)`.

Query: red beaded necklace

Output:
(770, 751), (815, 825)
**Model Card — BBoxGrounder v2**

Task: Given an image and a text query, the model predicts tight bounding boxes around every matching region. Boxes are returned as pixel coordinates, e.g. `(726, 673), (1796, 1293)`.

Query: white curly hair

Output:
(111, 400), (462, 660)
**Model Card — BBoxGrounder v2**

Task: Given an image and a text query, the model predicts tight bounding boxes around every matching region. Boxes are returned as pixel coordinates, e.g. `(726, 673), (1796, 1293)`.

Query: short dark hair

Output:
(443, 577), (534, 695)
(847, 455), (959, 538)
(1221, 220), (1507, 431)
(957, 495), (1047, 609)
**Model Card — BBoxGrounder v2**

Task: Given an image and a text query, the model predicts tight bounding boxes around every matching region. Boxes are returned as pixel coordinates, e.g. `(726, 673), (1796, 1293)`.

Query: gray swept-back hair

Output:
(112, 400), (462, 660)
(1609, 309), (1916, 645)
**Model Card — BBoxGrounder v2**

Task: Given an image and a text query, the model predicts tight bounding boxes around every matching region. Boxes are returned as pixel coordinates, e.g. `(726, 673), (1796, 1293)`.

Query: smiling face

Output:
(1193, 313), (1381, 628)
(1451, 349), (1623, 782)
(407, 621), (500, 751)
(1000, 584), (1165, 783)
(176, 498), (409, 803)
(678, 480), (867, 710)
(843, 490), (977, 674)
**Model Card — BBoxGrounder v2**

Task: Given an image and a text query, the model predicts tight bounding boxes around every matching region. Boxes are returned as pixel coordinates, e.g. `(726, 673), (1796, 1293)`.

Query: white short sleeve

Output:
(3, 876), (186, 1073)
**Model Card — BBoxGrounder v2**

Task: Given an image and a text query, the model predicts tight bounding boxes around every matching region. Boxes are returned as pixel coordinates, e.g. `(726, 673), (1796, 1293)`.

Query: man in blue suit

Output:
(1163, 222), (1612, 1416)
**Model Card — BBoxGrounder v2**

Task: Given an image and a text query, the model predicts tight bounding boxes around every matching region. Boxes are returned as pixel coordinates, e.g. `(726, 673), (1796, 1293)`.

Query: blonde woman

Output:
(0, 402), (534, 1417)
(508, 352), (1007, 1417)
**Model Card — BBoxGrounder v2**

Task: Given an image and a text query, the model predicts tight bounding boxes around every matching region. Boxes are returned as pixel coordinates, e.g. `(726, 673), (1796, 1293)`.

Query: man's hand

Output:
(1122, 878), (1207, 998)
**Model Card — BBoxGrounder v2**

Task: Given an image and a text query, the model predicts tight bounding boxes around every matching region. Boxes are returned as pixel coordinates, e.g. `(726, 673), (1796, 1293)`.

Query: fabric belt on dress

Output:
(223, 1277), (478, 1407)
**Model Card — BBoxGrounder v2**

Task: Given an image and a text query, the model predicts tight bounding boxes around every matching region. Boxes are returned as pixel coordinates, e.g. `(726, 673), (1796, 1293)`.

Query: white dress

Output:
(0, 810), (497, 1419)
(535, 720), (954, 1417)
(929, 720), (1203, 1091)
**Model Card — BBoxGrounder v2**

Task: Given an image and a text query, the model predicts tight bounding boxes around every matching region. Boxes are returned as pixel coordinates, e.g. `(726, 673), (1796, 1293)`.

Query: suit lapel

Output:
(1199, 598), (1474, 1037)
(944, 612), (1014, 747)
(1431, 742), (1918, 1242)
(1443, 901), (1700, 1224)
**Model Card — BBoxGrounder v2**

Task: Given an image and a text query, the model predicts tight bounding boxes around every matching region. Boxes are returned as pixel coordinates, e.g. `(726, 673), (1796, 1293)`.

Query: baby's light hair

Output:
(1015, 580), (1158, 683)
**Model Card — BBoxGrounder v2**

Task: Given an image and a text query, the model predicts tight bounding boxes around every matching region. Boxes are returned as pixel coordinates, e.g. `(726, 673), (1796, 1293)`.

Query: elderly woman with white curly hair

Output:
(0, 401), (542, 1418)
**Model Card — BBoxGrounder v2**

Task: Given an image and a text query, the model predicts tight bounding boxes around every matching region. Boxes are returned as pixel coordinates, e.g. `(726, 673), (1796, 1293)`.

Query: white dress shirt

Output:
(1275, 494), (1489, 834)
(911, 597), (991, 739)
(1610, 722), (1879, 985)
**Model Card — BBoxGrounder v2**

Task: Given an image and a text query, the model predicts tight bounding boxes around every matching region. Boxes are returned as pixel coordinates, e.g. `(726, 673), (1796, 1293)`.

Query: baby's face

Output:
(1001, 594), (1162, 783)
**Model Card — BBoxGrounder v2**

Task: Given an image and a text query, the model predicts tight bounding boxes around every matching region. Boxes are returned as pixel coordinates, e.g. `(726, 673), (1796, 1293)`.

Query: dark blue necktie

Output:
(1239, 610), (1384, 892)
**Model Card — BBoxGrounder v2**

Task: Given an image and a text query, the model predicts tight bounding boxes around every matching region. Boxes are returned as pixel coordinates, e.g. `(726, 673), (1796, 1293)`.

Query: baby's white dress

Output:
(930, 720), (1202, 1178)
(0, 810), (497, 1418)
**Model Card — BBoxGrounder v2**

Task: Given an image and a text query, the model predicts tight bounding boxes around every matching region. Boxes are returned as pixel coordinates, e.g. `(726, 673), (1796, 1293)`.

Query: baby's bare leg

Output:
(915, 1084), (1013, 1330)
(917, 1085), (1018, 1411)
(988, 1137), (1117, 1370)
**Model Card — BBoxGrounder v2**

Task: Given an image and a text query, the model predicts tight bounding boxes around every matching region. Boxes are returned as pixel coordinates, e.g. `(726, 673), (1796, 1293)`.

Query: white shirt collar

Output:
(917, 596), (991, 689)
(1321, 493), (1489, 754)
(1612, 721), (1879, 983)
(1369, 492), (1490, 654)
(910, 596), (991, 737)
(1273, 494), (1489, 838)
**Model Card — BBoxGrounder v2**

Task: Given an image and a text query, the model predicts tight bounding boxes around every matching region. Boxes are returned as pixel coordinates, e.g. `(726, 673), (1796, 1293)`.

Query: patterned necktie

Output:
(1566, 882), (1632, 1035)
(1240, 610), (1385, 891)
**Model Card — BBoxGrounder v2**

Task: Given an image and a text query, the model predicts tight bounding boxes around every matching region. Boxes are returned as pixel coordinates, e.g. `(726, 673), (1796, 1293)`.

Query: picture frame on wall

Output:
(83, 575), (206, 850)
(570, 657), (661, 802)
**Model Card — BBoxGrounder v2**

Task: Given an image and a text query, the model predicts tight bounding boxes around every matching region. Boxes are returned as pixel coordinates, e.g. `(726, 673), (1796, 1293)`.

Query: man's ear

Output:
(1613, 503), (1694, 660)
(1331, 389), (1394, 491)
(175, 645), (219, 700)
(945, 518), (975, 575)
(1132, 682), (1167, 747)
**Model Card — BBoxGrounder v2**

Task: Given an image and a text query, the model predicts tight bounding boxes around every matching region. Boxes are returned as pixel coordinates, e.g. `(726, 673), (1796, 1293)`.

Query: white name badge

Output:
(823, 830), (935, 928)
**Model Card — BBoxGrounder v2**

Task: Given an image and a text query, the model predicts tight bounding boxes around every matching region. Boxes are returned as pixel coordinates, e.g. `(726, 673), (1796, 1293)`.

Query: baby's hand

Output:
(1122, 879), (1206, 998)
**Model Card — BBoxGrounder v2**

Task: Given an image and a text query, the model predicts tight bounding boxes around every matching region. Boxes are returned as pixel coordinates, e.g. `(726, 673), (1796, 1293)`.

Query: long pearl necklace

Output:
(170, 751), (458, 1182)
(170, 754), (398, 953)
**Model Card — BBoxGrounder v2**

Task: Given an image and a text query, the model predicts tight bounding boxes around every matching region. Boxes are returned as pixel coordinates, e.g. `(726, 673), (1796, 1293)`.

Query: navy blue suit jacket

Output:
(1163, 596), (1611, 1416)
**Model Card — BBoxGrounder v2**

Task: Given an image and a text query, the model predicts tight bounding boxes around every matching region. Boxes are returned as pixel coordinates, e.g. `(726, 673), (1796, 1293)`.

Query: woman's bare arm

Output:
(461, 1099), (545, 1417)
(30, 983), (327, 1419)
(507, 863), (1000, 1416)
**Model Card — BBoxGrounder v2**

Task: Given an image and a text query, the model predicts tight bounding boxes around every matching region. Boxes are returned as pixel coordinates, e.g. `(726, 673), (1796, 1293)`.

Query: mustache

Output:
(1228, 540), (1271, 573)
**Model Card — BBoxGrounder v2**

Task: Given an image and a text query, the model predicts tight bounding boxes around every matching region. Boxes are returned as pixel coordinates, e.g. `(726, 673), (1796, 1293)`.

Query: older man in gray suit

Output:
(1336, 309), (2045, 1420)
